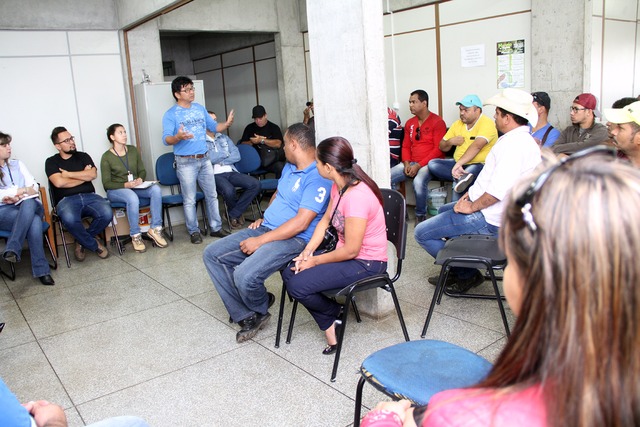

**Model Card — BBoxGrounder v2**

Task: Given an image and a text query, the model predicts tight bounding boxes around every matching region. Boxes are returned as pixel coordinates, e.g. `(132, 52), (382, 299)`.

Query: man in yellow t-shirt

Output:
(427, 95), (498, 201)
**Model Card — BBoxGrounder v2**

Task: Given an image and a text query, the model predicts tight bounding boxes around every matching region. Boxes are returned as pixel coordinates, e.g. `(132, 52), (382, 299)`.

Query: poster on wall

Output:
(496, 40), (525, 89)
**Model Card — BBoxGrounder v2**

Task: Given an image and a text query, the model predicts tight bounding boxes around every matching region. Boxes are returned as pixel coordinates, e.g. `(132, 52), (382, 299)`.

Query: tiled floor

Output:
(0, 216), (514, 426)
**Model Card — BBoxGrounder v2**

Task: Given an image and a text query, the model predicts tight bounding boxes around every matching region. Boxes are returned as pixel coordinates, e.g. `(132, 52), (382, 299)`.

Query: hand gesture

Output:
(176, 125), (194, 141)
(226, 109), (235, 126)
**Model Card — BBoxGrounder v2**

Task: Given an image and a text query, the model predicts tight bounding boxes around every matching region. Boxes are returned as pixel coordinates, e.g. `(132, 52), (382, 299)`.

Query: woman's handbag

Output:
(317, 184), (349, 253)
(255, 144), (285, 168)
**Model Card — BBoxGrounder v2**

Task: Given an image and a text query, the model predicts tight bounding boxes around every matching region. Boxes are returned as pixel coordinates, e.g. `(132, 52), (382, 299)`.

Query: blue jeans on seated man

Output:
(203, 226), (306, 323)
(0, 198), (50, 278)
(214, 172), (261, 219)
(414, 202), (499, 279)
(56, 193), (112, 252)
(175, 155), (222, 235)
(390, 162), (432, 217)
(107, 185), (163, 236)
(427, 159), (485, 202)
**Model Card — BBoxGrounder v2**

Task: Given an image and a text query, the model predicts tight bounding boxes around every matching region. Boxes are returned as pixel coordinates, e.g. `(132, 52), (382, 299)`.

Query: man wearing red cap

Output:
(552, 93), (608, 155)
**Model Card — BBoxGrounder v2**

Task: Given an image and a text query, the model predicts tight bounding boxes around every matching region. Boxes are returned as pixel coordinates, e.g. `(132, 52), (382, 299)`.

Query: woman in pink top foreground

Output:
(362, 147), (639, 427)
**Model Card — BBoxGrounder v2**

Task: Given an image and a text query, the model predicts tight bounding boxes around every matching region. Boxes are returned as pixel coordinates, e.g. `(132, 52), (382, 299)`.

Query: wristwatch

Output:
(260, 137), (266, 145)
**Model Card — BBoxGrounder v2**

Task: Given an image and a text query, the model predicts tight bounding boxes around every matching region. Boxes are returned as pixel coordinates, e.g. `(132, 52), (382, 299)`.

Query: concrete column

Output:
(531, 0), (592, 129)
(307, 0), (395, 319)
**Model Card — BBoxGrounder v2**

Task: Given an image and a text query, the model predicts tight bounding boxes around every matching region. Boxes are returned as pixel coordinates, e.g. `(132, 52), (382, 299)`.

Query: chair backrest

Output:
(235, 143), (262, 174)
(381, 188), (407, 262)
(155, 153), (179, 186)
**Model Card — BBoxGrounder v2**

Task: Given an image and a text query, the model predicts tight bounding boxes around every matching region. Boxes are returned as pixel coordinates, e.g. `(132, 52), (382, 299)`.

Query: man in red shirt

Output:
(391, 89), (447, 225)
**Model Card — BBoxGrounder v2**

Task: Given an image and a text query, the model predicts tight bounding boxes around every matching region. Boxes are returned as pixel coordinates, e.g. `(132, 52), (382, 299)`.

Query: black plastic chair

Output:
(275, 188), (410, 382)
(155, 153), (208, 241)
(421, 234), (511, 338)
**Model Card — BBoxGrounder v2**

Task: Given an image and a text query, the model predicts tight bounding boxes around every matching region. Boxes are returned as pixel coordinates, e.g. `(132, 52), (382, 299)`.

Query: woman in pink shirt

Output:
(362, 147), (640, 426)
(282, 136), (388, 355)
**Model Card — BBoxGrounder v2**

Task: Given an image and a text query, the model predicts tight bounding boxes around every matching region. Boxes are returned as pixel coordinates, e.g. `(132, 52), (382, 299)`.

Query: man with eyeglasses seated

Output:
(162, 76), (234, 244)
(606, 99), (640, 167)
(46, 127), (113, 261)
(390, 89), (447, 227)
(551, 93), (608, 155)
(415, 88), (541, 294)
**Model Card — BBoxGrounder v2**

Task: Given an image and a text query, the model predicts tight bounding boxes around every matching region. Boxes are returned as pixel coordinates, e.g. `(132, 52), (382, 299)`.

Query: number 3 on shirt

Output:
(315, 187), (327, 203)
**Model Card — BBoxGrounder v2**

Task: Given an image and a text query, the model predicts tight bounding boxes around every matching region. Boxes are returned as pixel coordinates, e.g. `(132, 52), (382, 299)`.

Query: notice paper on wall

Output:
(461, 44), (485, 68)
(496, 40), (525, 89)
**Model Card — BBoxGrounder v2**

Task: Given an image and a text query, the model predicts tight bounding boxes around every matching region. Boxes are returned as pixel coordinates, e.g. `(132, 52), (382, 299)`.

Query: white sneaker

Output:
(131, 234), (147, 253)
(454, 173), (475, 193)
(147, 227), (168, 248)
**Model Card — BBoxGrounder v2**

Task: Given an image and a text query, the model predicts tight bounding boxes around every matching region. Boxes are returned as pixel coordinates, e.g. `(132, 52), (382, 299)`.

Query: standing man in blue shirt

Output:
(203, 123), (331, 343)
(162, 76), (234, 244)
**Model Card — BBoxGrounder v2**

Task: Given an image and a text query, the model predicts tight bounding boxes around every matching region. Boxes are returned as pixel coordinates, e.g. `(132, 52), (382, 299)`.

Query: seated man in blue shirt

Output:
(203, 123), (332, 343)
(530, 91), (560, 147)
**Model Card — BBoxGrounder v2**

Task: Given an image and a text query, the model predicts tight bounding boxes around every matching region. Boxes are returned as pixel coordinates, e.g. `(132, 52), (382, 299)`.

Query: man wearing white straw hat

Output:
(415, 88), (541, 294)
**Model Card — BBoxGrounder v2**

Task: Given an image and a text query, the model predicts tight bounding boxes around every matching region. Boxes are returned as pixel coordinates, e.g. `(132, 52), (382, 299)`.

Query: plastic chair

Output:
(276, 189), (410, 382)
(0, 221), (57, 281)
(353, 340), (492, 426)
(155, 153), (208, 241)
(236, 144), (278, 217)
(108, 198), (151, 255)
(421, 234), (511, 338)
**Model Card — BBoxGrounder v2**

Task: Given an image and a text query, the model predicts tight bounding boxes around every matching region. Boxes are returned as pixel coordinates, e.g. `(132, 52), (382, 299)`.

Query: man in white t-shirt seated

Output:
(415, 88), (541, 293)
(206, 111), (260, 230)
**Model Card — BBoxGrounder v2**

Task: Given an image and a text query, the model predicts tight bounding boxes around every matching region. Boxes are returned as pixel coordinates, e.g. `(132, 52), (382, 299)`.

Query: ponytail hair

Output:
(0, 131), (11, 185)
(317, 136), (383, 206)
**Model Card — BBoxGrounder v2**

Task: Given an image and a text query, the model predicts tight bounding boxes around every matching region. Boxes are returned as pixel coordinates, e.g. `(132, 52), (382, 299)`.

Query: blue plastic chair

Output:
(0, 221), (57, 281)
(155, 153), (208, 241)
(108, 198), (151, 255)
(353, 340), (492, 426)
(236, 144), (278, 217)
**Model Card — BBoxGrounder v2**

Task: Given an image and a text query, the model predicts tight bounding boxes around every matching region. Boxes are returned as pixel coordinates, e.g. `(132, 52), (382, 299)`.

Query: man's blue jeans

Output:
(414, 202), (499, 279)
(390, 162), (431, 217)
(214, 172), (261, 219)
(56, 193), (112, 252)
(107, 185), (163, 236)
(175, 156), (222, 234)
(427, 159), (485, 202)
(203, 226), (306, 322)
(0, 198), (50, 277)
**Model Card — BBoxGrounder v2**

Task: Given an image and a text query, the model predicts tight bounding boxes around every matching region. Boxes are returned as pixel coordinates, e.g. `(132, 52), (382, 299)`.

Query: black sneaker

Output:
(446, 271), (484, 294)
(454, 173), (475, 193)
(415, 215), (427, 227)
(428, 274), (457, 287)
(210, 228), (230, 238)
(236, 312), (271, 343)
(228, 293), (275, 323)
(190, 232), (203, 244)
(2, 251), (18, 263)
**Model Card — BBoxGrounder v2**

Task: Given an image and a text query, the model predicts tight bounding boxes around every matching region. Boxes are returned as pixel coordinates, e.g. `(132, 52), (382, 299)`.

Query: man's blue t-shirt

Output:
(531, 123), (561, 148)
(162, 102), (217, 156)
(262, 161), (332, 242)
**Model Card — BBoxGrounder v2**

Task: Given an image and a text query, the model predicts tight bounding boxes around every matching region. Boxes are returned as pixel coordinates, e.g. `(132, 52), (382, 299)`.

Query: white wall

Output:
(0, 30), (129, 197)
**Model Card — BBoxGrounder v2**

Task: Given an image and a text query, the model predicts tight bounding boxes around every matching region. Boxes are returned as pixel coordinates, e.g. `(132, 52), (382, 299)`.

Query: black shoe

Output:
(428, 274), (457, 287)
(415, 215), (427, 227)
(38, 274), (55, 286)
(190, 232), (203, 244)
(236, 312), (271, 343)
(446, 271), (484, 294)
(454, 173), (475, 193)
(210, 228), (230, 238)
(229, 293), (275, 323)
(323, 319), (341, 355)
(323, 344), (337, 355)
(2, 251), (18, 263)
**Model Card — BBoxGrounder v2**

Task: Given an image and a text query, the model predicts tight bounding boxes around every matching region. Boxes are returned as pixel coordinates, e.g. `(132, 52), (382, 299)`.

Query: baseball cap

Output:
(456, 95), (482, 108)
(531, 92), (551, 110)
(252, 105), (266, 118)
(574, 93), (600, 117)
(604, 100), (640, 126)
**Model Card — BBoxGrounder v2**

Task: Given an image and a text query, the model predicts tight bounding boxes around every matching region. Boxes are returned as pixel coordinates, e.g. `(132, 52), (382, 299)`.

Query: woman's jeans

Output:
(107, 185), (163, 236)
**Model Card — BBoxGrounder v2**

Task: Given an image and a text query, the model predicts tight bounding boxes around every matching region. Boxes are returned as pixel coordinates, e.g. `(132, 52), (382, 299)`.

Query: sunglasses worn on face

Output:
(515, 146), (617, 232)
(416, 127), (421, 141)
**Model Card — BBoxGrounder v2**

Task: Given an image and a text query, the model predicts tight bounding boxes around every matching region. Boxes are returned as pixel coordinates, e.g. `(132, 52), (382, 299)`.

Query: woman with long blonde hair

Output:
(362, 147), (640, 426)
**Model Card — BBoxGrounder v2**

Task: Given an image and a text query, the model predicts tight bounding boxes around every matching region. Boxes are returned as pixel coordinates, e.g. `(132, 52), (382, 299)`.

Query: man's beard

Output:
(63, 148), (78, 155)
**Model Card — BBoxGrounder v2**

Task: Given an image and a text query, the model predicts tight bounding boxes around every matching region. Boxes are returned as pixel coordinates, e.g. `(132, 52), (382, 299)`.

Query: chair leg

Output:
(275, 283), (288, 348)
(44, 234), (57, 270)
(421, 266), (450, 338)
(330, 298), (350, 382)
(389, 284), (410, 342)
(488, 268), (511, 336)
(57, 220), (71, 268)
(111, 215), (124, 255)
(165, 208), (174, 241)
(285, 300), (299, 344)
(200, 199), (209, 235)
(353, 375), (367, 427)
(351, 297), (362, 323)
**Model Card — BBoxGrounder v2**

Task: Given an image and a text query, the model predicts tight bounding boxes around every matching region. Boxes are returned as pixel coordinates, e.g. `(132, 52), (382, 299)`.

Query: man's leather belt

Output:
(177, 153), (207, 159)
